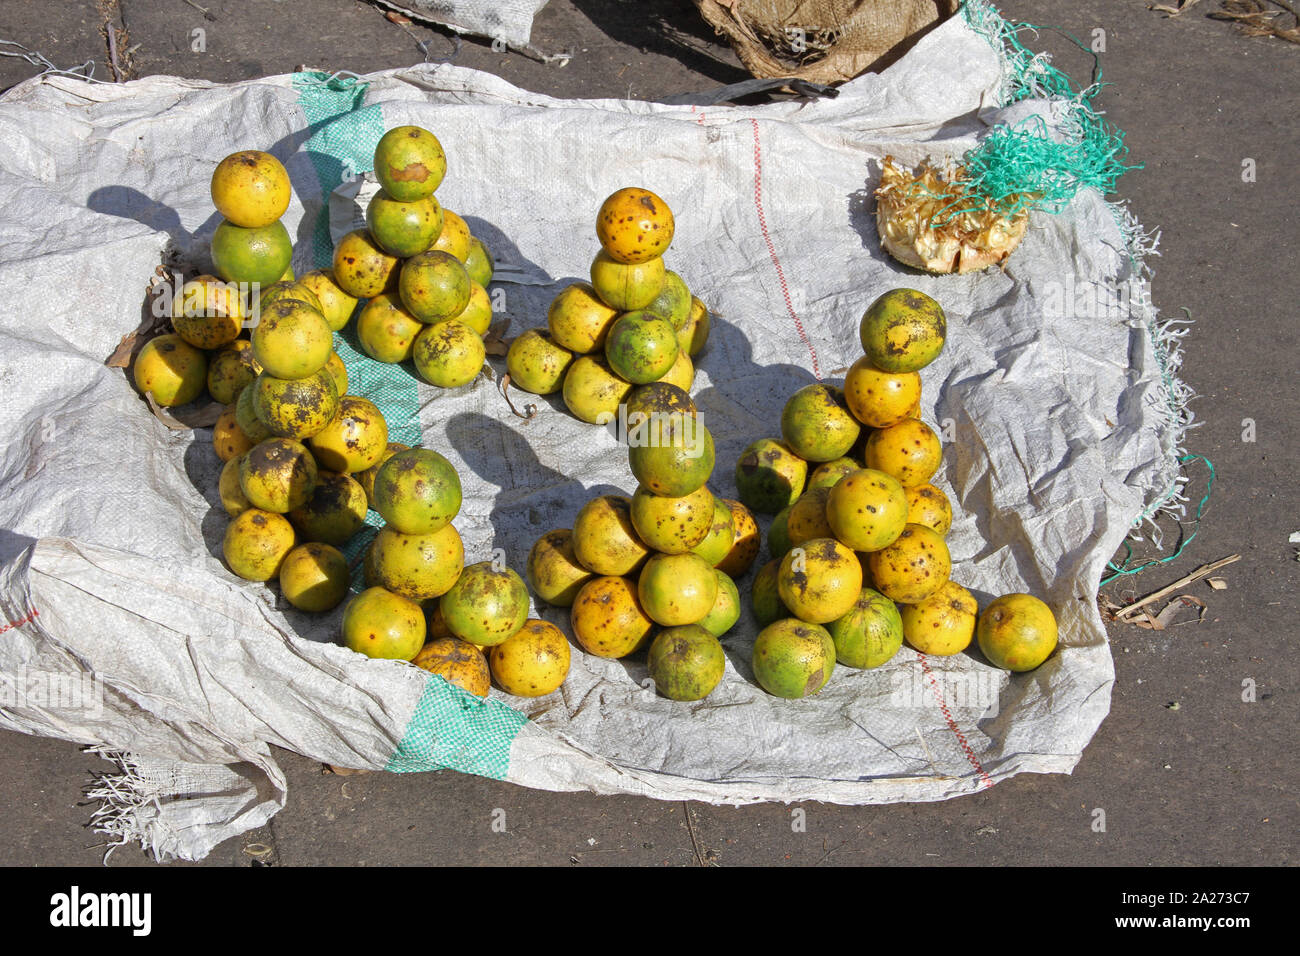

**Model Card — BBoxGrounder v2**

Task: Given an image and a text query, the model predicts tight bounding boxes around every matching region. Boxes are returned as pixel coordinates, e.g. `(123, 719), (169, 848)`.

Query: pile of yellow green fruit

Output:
(334, 126), (496, 389)
(505, 188), (711, 416)
(526, 379), (761, 702)
(130, 138), (557, 702)
(735, 288), (1059, 697)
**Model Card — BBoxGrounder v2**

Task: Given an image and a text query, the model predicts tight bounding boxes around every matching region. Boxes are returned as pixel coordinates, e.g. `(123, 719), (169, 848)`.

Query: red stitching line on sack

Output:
(750, 118), (821, 379)
(918, 654), (995, 790)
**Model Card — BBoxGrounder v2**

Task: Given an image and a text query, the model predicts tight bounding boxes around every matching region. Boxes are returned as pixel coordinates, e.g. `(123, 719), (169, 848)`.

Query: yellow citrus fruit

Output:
(431, 209), (472, 262)
(825, 468), (908, 552)
(658, 346), (695, 392)
(677, 295), (711, 357)
(322, 351), (348, 396)
(355, 442), (408, 507)
(210, 219), (293, 287)
(827, 587), (904, 669)
(526, 529), (596, 607)
(342, 587), (426, 661)
(570, 575), (655, 658)
(715, 499), (760, 578)
(287, 471), (368, 546)
(506, 329), (574, 396)
(212, 405), (253, 462)
(279, 542), (350, 613)
(629, 483), (714, 554)
(780, 384), (861, 463)
(777, 537), (863, 624)
(751, 618), (836, 699)
(366, 188), (443, 258)
(562, 355), (633, 424)
(571, 494), (649, 577)
(258, 279), (322, 315)
(865, 417), (942, 488)
(806, 456), (861, 493)
(647, 625), (726, 701)
(977, 594), (1058, 671)
(455, 282), (493, 336)
(697, 569), (741, 638)
(307, 396), (389, 473)
(905, 483), (953, 536)
(843, 357), (922, 428)
(751, 558), (790, 627)
(645, 270), (691, 330)
(589, 250), (665, 311)
(171, 274), (243, 350)
(235, 382), (272, 442)
(252, 368), (339, 441)
(132, 333), (207, 407)
(206, 339), (262, 405)
(596, 187), (674, 263)
(439, 563), (530, 647)
(866, 524), (951, 604)
(371, 447), (462, 535)
(413, 637), (491, 697)
(356, 293), (423, 364)
(412, 319), (485, 389)
(222, 508), (296, 581)
(547, 282), (619, 355)
(860, 288), (947, 373)
(638, 552), (718, 627)
(251, 299), (333, 380)
(219, 453), (253, 517)
(900, 580), (978, 656)
(465, 237), (493, 286)
(332, 228), (400, 299)
(374, 126), (447, 202)
(785, 486), (834, 549)
(734, 438), (807, 514)
(297, 269), (359, 331)
(690, 496), (736, 566)
(770, 505), (798, 563)
(369, 523), (464, 602)
(604, 310), (679, 385)
(490, 619), (571, 697)
(239, 437), (318, 513)
(210, 150), (291, 228)
(399, 250), (471, 323)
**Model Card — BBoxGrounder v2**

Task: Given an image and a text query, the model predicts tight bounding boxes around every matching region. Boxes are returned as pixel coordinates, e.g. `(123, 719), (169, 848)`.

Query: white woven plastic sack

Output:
(375, 0), (550, 49)
(0, 5), (1189, 861)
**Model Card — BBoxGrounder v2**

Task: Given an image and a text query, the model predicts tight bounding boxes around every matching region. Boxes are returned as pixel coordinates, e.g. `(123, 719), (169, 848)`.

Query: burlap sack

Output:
(697, 0), (960, 83)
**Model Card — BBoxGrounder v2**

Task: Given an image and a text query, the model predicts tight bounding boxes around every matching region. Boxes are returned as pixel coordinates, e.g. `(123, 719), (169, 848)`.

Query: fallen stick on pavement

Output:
(1114, 554), (1242, 622)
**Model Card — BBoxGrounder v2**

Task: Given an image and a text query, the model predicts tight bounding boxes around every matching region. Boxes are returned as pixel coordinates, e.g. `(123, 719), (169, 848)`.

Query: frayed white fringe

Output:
(83, 747), (168, 865)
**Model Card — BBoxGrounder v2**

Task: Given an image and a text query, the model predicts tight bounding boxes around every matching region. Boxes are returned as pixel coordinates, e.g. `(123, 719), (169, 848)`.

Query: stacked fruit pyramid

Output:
(735, 289), (1059, 698)
(130, 137), (567, 703)
(504, 188), (712, 417)
(351, 442), (569, 700)
(333, 126), (497, 390)
(525, 374), (762, 702)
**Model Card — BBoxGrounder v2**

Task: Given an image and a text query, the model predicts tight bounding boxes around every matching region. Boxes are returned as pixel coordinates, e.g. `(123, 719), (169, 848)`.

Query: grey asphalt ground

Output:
(0, 0), (1296, 867)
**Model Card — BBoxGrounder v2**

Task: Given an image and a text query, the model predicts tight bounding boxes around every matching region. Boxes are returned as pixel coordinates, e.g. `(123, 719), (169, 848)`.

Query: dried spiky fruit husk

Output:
(875, 156), (1029, 274)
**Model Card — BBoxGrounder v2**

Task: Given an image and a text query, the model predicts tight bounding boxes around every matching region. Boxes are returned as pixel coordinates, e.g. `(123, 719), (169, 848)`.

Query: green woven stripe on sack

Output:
(385, 674), (529, 778)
